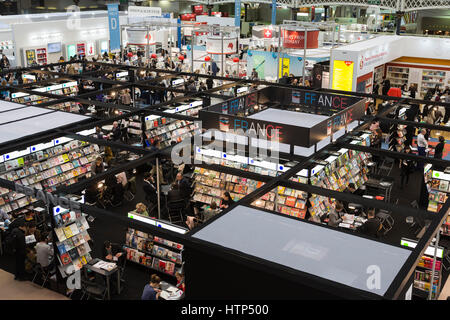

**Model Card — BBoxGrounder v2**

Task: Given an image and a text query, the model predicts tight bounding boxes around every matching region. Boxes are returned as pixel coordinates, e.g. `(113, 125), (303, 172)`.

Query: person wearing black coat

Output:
(143, 172), (158, 205)
(11, 220), (27, 280)
(434, 136), (445, 160)
(399, 146), (415, 189)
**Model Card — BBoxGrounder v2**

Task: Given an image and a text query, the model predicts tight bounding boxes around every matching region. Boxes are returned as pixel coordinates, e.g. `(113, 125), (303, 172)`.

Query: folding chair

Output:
(31, 263), (52, 288)
(80, 275), (108, 300)
(377, 157), (395, 176)
(376, 210), (394, 235)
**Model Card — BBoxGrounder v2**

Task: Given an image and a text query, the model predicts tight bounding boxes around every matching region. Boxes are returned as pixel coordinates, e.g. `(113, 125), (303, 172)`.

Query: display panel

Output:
(47, 42), (61, 53)
(332, 60), (354, 91)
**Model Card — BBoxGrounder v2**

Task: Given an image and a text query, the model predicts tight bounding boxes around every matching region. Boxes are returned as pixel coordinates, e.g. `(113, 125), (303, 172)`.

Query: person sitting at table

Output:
(328, 202), (344, 227)
(175, 272), (185, 292)
(203, 202), (220, 222)
(142, 274), (162, 300)
(357, 208), (381, 238)
(95, 126), (104, 140)
(135, 202), (149, 217)
(219, 192), (234, 210)
(91, 156), (105, 175)
(102, 240), (124, 262)
(9, 211), (34, 230)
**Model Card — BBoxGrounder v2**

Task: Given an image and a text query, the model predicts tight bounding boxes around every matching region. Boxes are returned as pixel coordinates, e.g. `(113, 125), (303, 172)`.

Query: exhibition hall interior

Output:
(0, 0), (449, 303)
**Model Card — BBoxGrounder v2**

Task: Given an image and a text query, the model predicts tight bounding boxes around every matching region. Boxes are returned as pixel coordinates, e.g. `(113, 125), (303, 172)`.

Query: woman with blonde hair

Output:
(135, 203), (149, 217)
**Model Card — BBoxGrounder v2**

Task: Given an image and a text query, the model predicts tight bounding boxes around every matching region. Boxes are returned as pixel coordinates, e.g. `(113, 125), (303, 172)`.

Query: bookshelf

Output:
(137, 102), (203, 149)
(124, 227), (183, 277)
(192, 167), (265, 205)
(36, 48), (48, 65)
(77, 43), (86, 57)
(373, 65), (384, 88)
(386, 66), (409, 88)
(424, 167), (450, 214)
(389, 123), (407, 153)
(420, 69), (447, 96)
(0, 139), (99, 214)
(54, 206), (94, 277)
(11, 81), (79, 112)
(252, 186), (308, 219)
(308, 146), (370, 219)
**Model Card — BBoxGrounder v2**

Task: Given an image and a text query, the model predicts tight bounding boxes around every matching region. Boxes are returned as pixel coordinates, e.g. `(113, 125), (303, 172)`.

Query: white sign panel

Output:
(206, 37), (237, 55)
(126, 29), (156, 45)
(128, 6), (162, 17)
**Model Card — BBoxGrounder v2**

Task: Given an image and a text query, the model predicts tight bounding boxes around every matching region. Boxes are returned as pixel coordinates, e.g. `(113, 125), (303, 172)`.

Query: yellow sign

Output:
(332, 60), (354, 91)
(279, 58), (290, 78)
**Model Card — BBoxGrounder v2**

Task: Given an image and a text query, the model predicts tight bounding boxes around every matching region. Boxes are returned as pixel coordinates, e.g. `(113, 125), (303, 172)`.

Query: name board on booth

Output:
(107, 3), (121, 52)
(282, 29), (319, 49)
(325, 99), (365, 135)
(291, 90), (361, 110)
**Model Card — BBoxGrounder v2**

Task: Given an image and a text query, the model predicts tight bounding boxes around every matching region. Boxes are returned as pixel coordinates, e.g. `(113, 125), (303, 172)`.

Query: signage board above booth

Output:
(282, 29), (319, 49)
(199, 88), (364, 148)
(128, 6), (162, 17)
(206, 37), (237, 55)
(126, 29), (156, 45)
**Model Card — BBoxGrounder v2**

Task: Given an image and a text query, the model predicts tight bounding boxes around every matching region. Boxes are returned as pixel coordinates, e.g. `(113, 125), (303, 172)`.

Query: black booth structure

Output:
(0, 61), (449, 300)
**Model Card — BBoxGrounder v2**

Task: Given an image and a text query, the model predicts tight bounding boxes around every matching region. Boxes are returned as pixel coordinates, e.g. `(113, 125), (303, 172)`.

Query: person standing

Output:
(206, 74), (214, 90)
(11, 220), (27, 280)
(211, 59), (219, 77)
(141, 274), (161, 300)
(35, 233), (53, 269)
(434, 135), (445, 160)
(400, 146), (415, 189)
(417, 129), (428, 169)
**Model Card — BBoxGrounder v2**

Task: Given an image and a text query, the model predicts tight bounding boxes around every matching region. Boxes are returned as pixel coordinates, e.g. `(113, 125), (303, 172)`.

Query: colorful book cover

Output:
(55, 227), (67, 242)
(68, 248), (79, 261)
(64, 238), (75, 251)
(57, 243), (67, 254)
(60, 252), (72, 265)
(63, 226), (73, 238)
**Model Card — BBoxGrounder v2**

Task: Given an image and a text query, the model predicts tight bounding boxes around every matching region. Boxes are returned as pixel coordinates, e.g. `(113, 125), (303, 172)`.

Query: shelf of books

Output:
(420, 69), (447, 96)
(401, 238), (444, 299)
(140, 102), (203, 149)
(10, 81), (79, 112)
(252, 186), (308, 219)
(308, 146), (370, 219)
(54, 206), (93, 277)
(192, 167), (265, 205)
(387, 66), (409, 88)
(424, 166), (450, 214)
(36, 48), (47, 65)
(0, 136), (99, 214)
(125, 227), (183, 277)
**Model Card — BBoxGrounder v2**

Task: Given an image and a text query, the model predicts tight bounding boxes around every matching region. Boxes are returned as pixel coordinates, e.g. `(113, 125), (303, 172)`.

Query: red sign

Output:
(193, 5), (203, 14)
(263, 29), (273, 38)
(180, 13), (196, 21)
(282, 30), (319, 49)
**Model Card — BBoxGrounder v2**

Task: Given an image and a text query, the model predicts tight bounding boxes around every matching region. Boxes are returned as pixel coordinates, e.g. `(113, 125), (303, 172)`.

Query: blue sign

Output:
(235, 0), (241, 28)
(271, 0), (277, 25)
(177, 18), (182, 50)
(107, 3), (121, 52)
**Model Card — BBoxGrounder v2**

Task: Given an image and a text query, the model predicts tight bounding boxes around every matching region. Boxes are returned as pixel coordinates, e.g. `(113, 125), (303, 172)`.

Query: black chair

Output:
(80, 273), (108, 300)
(166, 190), (185, 224)
(31, 263), (54, 288)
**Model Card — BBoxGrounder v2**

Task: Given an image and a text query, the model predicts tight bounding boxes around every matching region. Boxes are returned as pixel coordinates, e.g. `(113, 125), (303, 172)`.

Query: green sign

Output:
(368, 0), (381, 5)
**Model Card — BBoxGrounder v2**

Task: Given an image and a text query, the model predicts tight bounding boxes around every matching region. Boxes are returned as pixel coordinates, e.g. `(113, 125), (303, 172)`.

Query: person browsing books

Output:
(142, 274), (162, 300)
(135, 203), (149, 217)
(327, 202), (344, 227)
(91, 156), (105, 175)
(219, 192), (234, 210)
(35, 233), (54, 269)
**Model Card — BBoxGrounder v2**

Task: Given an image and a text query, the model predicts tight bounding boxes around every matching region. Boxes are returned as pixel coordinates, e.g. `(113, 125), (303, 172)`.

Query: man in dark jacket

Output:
(143, 172), (158, 205)
(11, 220), (27, 280)
(358, 209), (381, 238)
(174, 173), (191, 199)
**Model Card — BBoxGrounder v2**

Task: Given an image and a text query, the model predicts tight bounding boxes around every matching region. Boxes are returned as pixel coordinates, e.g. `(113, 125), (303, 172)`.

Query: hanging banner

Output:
(107, 3), (121, 52)
(282, 29), (319, 49)
(206, 37), (237, 54)
(193, 5), (204, 14)
(235, 0), (241, 27)
(252, 27), (278, 39)
(126, 29), (156, 45)
(279, 57), (290, 78)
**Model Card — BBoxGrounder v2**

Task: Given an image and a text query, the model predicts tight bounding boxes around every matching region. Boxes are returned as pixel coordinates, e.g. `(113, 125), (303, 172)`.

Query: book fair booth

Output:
(0, 60), (449, 300)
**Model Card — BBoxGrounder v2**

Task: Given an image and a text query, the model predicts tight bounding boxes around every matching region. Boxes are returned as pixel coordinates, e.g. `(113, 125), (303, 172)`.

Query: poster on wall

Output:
(206, 37), (237, 54)
(279, 58), (290, 78)
(86, 42), (96, 56)
(26, 49), (36, 66)
(66, 44), (76, 60)
(332, 60), (354, 91)
(100, 40), (109, 54)
(282, 29), (319, 49)
(253, 55), (265, 79)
